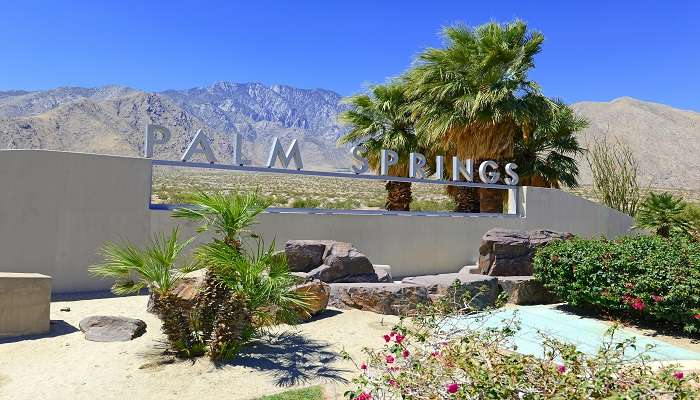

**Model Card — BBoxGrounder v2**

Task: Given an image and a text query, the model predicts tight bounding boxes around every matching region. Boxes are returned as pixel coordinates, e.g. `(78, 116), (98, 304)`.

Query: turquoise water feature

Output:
(446, 305), (700, 362)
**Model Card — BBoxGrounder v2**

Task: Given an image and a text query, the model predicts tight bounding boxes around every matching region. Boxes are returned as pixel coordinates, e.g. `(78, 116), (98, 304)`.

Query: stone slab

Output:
(0, 272), (52, 337)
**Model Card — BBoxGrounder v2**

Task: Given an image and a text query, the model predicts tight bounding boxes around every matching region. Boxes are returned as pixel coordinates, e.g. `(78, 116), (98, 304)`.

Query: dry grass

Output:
(152, 166), (453, 211)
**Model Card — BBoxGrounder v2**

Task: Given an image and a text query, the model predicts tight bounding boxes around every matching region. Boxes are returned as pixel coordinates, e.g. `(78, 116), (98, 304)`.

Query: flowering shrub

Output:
(533, 235), (700, 334)
(344, 305), (699, 399)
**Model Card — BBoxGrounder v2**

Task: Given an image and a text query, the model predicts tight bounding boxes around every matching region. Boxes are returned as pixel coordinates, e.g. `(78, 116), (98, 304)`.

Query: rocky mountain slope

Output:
(0, 82), (351, 169)
(572, 97), (700, 190)
(0, 83), (698, 190)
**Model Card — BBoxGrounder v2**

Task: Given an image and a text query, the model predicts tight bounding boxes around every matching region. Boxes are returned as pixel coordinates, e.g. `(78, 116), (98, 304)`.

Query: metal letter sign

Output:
(144, 124), (520, 214)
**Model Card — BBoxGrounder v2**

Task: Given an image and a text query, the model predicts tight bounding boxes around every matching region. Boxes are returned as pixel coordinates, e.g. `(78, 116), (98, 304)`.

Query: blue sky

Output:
(2, 1), (699, 110)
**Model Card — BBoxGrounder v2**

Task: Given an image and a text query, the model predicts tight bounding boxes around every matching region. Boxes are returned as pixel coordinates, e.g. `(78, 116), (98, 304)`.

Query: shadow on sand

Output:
(0, 320), (79, 344)
(218, 330), (350, 387)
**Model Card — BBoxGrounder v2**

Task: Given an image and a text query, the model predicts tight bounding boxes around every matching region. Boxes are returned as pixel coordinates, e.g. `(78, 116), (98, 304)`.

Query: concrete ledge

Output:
(0, 273), (52, 337)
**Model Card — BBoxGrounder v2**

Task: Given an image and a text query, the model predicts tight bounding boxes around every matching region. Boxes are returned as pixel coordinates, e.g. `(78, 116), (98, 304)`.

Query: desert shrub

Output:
(411, 198), (454, 212)
(636, 192), (695, 238)
(291, 197), (321, 208)
(534, 235), (700, 334)
(323, 198), (361, 209)
(345, 304), (698, 399)
(586, 138), (641, 216)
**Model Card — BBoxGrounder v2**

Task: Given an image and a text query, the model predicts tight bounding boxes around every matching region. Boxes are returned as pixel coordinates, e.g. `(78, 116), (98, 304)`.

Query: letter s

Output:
(350, 145), (369, 174)
(505, 163), (519, 186)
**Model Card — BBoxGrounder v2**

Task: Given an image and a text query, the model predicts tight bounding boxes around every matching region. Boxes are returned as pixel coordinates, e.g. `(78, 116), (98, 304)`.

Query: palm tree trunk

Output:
(478, 188), (505, 213)
(385, 181), (412, 211)
(476, 158), (505, 213)
(153, 293), (193, 352)
(209, 293), (252, 360)
(446, 185), (479, 213)
(195, 270), (231, 340)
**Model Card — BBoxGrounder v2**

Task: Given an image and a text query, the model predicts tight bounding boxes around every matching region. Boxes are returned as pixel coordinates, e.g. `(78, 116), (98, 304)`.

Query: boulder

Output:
(290, 271), (311, 284)
(308, 242), (378, 283)
(478, 229), (573, 276)
(292, 280), (330, 319)
(329, 283), (431, 315)
(79, 315), (146, 342)
(285, 240), (333, 272)
(497, 276), (559, 305)
(401, 273), (499, 309)
(146, 274), (203, 316)
(373, 265), (393, 283)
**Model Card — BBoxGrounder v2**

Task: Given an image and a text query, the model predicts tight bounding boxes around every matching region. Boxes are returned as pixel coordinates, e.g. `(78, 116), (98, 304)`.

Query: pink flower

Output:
(431, 350), (441, 357)
(360, 363), (367, 370)
(402, 350), (410, 358)
(390, 331), (397, 337)
(356, 392), (372, 400)
(446, 383), (459, 394)
(651, 294), (664, 303)
(383, 334), (391, 342)
(693, 314), (700, 320)
(388, 379), (397, 387)
(395, 334), (405, 344)
(674, 371), (684, 380)
(623, 295), (645, 312)
(385, 355), (395, 364)
(557, 364), (566, 374)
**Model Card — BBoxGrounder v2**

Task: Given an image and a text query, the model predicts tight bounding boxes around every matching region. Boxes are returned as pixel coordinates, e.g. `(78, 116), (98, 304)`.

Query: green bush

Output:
(534, 235), (700, 334)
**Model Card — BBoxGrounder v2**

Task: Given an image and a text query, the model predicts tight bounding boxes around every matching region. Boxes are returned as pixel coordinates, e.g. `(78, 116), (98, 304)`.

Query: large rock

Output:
(497, 276), (559, 305)
(402, 273), (499, 309)
(79, 315), (146, 342)
(292, 280), (330, 320)
(373, 265), (393, 283)
(307, 242), (378, 283)
(285, 240), (333, 272)
(478, 229), (573, 276)
(146, 273), (203, 316)
(329, 283), (431, 315)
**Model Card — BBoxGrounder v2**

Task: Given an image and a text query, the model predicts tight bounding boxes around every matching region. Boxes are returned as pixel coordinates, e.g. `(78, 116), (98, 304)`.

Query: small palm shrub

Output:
(174, 191), (309, 360)
(90, 228), (204, 354)
(346, 305), (698, 399)
(196, 238), (309, 359)
(172, 191), (268, 343)
(534, 235), (700, 334)
(93, 191), (309, 360)
(636, 192), (694, 238)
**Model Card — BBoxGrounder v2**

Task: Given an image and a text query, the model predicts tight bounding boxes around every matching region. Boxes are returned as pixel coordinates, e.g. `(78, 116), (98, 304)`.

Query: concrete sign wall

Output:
(0, 150), (634, 293)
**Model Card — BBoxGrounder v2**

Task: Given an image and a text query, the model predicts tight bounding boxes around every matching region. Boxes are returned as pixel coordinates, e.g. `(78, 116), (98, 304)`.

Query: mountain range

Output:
(0, 82), (698, 190)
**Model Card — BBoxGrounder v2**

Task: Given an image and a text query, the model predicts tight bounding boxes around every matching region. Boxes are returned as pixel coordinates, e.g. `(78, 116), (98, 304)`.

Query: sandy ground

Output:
(0, 294), (399, 400)
(3, 296), (700, 400)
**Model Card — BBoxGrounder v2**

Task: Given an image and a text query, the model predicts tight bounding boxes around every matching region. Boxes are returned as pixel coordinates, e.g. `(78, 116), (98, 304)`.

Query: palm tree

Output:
(338, 82), (422, 211)
(405, 20), (551, 212)
(196, 238), (309, 360)
(90, 228), (202, 353)
(173, 191), (308, 360)
(513, 101), (587, 188)
(172, 191), (270, 342)
(636, 192), (694, 238)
